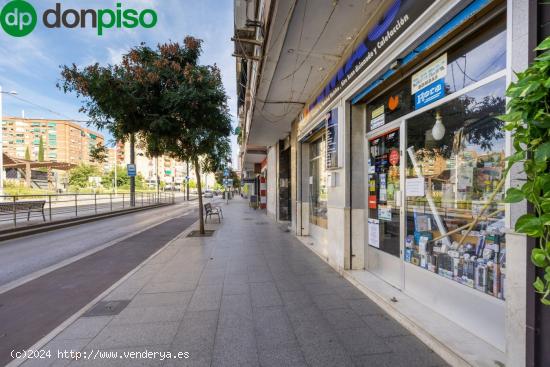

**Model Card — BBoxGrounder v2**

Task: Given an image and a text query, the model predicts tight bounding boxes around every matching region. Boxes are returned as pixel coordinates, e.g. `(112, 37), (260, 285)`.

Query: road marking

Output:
(0, 203), (197, 295)
(6, 215), (200, 367)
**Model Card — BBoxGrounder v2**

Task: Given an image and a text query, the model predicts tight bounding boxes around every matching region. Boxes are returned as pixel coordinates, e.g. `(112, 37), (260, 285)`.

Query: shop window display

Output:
(368, 130), (401, 257)
(309, 135), (328, 228)
(404, 78), (507, 299)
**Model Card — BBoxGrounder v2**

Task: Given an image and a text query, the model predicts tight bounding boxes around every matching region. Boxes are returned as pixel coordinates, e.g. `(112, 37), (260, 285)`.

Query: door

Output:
(366, 126), (403, 289)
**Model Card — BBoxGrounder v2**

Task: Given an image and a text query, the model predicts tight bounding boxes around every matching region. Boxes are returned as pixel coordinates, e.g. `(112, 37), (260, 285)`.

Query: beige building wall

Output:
(1, 117), (104, 165)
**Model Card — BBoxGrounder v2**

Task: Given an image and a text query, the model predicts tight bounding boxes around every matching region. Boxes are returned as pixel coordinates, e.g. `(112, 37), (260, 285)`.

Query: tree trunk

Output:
(129, 134), (136, 207)
(194, 158), (205, 234)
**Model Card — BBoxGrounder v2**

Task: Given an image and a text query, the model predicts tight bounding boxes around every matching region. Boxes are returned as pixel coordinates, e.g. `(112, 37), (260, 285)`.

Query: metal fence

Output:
(0, 192), (175, 229)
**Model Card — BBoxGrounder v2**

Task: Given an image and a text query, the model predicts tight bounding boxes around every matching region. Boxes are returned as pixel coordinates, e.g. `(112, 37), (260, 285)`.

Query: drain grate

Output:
(243, 218), (253, 220)
(83, 300), (130, 317)
(187, 230), (215, 237)
(255, 222), (268, 225)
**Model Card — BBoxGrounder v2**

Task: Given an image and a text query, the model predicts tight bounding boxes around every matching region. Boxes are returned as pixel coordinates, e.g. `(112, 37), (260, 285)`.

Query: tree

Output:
(136, 38), (232, 234)
(90, 143), (108, 164)
(68, 164), (101, 188)
(102, 165), (146, 190)
(24, 146), (30, 160)
(38, 136), (44, 162)
(59, 37), (232, 234)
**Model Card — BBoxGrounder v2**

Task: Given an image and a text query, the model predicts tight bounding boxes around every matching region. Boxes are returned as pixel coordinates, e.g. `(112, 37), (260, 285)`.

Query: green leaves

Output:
(535, 142), (550, 161)
(509, 35), (550, 306)
(505, 188), (524, 203)
(535, 37), (550, 51)
(532, 248), (548, 267)
(516, 214), (544, 237)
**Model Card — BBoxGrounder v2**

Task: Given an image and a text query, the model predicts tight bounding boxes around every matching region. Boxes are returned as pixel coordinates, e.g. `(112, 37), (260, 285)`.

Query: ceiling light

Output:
(431, 111), (445, 141)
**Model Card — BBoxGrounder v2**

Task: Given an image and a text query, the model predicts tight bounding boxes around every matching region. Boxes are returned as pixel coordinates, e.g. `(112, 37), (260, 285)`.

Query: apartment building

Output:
(1, 117), (104, 165)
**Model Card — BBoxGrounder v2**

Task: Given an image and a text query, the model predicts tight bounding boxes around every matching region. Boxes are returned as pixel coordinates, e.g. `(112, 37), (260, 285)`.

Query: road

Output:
(0, 196), (198, 288)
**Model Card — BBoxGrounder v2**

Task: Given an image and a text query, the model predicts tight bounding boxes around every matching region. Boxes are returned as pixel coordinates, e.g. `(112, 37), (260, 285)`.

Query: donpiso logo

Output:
(0, 0), (157, 37)
(0, 0), (37, 37)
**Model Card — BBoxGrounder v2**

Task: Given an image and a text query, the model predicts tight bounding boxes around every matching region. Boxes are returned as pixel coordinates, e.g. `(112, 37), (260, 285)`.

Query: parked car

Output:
(203, 190), (214, 198)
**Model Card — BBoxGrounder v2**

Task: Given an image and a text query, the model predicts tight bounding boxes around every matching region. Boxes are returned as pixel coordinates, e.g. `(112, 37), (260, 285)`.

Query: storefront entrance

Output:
(366, 125), (403, 289)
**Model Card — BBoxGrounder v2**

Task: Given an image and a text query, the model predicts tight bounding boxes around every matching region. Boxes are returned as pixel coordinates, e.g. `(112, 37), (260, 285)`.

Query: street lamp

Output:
(0, 86), (18, 197)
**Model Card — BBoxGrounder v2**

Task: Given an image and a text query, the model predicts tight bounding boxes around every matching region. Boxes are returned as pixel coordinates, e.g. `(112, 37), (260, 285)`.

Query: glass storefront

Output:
(309, 135), (328, 228)
(368, 130), (401, 257)
(405, 77), (507, 300)
(364, 13), (507, 300)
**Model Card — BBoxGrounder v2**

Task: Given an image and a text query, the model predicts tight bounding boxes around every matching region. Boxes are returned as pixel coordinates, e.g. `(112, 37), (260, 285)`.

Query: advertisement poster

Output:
(411, 53), (448, 94)
(379, 174), (387, 202)
(378, 206), (392, 221)
(370, 105), (385, 130)
(406, 178), (425, 196)
(368, 219), (380, 248)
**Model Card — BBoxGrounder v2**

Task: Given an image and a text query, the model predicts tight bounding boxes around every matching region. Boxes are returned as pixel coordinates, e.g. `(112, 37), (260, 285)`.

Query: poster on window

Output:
(326, 108), (339, 169)
(368, 219), (380, 248)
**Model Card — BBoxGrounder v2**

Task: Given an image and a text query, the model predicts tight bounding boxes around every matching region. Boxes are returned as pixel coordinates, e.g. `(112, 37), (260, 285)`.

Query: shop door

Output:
(366, 126), (403, 289)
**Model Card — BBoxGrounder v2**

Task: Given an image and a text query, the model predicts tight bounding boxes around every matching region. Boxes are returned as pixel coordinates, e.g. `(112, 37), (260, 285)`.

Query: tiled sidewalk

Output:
(19, 198), (447, 367)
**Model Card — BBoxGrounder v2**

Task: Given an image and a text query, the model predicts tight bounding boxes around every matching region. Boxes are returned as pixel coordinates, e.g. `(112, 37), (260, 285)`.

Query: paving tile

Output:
(386, 335), (447, 366)
(280, 290), (314, 309)
(352, 352), (447, 367)
(347, 298), (385, 316)
(212, 327), (259, 367)
(249, 282), (282, 308)
(172, 311), (218, 362)
(322, 307), (366, 330)
(335, 327), (392, 356)
(140, 280), (197, 294)
(111, 305), (186, 325)
(257, 347), (307, 367)
(361, 314), (410, 338)
(219, 294), (253, 329)
(187, 286), (223, 311)
(222, 281), (249, 295)
(253, 306), (298, 350)
(312, 293), (346, 310)
(87, 322), (179, 349)
(129, 291), (193, 308)
(55, 316), (112, 340)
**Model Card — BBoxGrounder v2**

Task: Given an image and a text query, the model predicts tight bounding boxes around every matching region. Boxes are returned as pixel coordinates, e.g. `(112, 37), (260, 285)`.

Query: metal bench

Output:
(0, 200), (46, 221)
(204, 203), (223, 223)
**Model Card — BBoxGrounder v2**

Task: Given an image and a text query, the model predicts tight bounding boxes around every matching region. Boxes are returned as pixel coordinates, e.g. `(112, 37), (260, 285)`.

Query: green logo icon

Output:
(0, 0), (37, 37)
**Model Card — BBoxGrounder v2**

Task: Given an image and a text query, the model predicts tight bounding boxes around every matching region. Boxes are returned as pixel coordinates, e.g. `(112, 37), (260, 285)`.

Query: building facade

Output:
(1, 117), (104, 165)
(235, 0), (543, 365)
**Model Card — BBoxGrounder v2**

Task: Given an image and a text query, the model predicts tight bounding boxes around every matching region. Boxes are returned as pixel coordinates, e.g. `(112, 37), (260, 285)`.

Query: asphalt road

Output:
(0, 197), (199, 288)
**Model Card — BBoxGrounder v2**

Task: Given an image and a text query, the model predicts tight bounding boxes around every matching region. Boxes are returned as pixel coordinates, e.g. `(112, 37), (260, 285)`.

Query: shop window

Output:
(309, 135), (328, 229)
(368, 130), (401, 257)
(404, 77), (506, 300)
(444, 16), (506, 94)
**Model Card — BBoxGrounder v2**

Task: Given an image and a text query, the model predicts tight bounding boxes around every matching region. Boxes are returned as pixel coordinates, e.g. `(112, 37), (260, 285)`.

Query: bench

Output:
(204, 203), (223, 223)
(0, 200), (46, 221)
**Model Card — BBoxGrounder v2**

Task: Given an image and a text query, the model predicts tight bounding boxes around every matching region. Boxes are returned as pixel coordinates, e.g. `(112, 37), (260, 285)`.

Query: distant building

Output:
(1, 117), (104, 165)
(120, 141), (216, 190)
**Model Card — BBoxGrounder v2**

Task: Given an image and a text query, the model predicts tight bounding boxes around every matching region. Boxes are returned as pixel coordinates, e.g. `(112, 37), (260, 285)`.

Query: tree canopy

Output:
(59, 36), (233, 233)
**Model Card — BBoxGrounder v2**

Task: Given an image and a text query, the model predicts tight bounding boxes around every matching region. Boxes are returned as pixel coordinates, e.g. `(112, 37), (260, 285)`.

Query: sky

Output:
(0, 0), (238, 163)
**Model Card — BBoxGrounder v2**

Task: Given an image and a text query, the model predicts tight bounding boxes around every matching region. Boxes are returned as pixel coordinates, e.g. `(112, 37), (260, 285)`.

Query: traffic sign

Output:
(127, 164), (136, 177)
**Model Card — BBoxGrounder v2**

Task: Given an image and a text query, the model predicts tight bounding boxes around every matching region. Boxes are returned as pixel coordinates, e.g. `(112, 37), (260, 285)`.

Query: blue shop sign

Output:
(414, 78), (445, 109)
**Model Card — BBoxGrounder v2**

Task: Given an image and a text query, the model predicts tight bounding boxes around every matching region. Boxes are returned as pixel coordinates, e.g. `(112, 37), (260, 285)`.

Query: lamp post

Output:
(0, 86), (18, 197)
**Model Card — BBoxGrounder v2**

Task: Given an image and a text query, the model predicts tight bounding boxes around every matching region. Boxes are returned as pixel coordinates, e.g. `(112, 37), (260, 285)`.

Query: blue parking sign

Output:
(127, 164), (137, 177)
